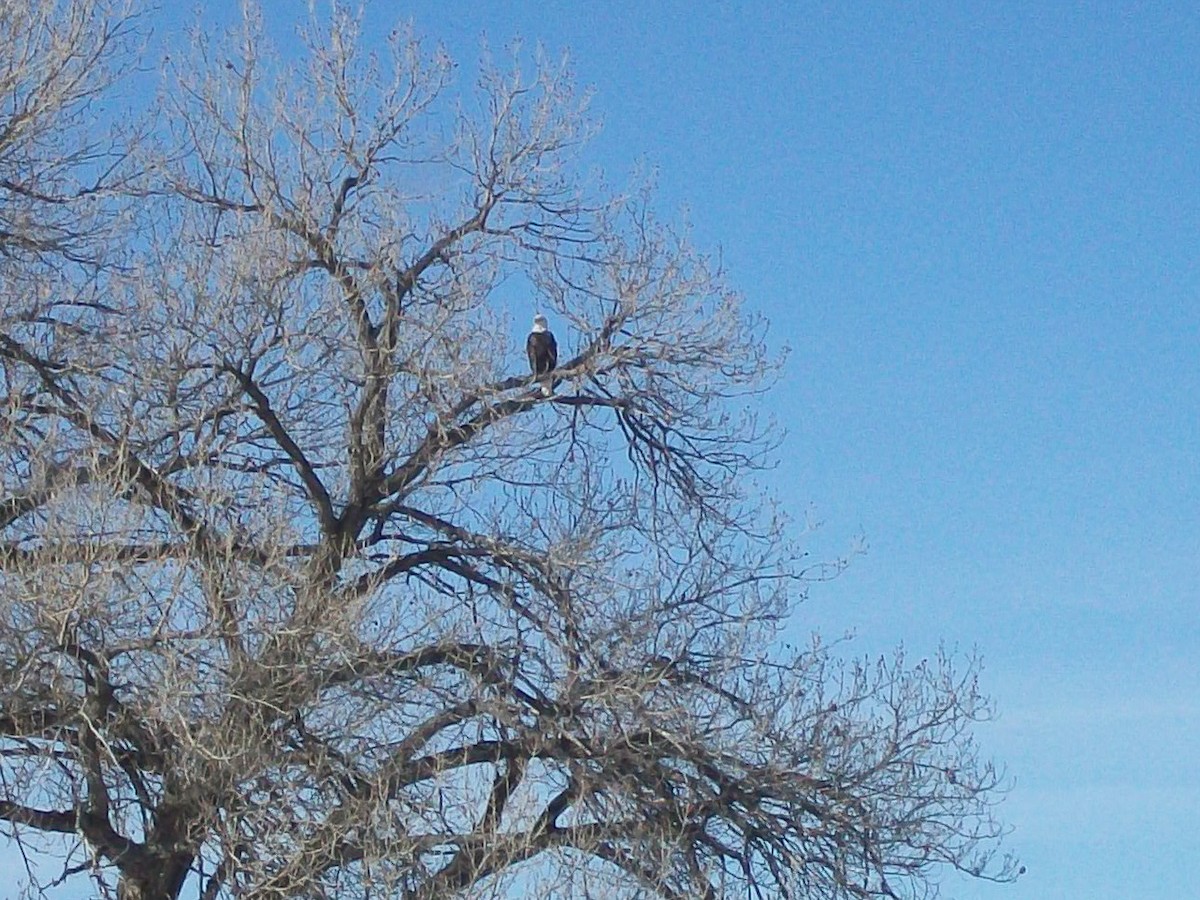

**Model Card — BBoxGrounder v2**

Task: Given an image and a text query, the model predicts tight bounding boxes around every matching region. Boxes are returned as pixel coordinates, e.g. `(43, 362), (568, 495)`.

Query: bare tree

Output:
(0, 4), (1017, 899)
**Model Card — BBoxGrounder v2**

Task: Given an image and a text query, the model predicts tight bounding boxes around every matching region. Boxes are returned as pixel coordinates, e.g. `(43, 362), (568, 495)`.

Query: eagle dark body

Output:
(526, 315), (558, 396)
(526, 327), (557, 377)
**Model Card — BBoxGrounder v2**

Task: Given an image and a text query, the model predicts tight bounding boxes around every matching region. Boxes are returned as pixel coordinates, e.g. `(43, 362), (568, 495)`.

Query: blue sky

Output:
(377, 3), (1198, 897)
(8, 2), (1199, 897)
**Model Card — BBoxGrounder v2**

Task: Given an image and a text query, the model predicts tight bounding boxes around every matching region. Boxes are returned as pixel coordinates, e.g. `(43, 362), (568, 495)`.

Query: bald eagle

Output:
(526, 314), (558, 396)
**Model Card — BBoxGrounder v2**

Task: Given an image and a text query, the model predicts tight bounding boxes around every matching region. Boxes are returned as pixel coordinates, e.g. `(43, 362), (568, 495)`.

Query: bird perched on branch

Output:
(526, 313), (558, 396)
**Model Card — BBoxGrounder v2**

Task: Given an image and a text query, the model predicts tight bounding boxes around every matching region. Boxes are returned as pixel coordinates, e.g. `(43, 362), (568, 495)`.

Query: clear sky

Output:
(9, 2), (1200, 897)
(373, 3), (1199, 897)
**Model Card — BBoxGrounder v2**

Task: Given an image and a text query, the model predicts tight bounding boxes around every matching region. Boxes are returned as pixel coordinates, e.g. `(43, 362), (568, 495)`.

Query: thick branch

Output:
(0, 801), (77, 834)
(225, 362), (338, 537)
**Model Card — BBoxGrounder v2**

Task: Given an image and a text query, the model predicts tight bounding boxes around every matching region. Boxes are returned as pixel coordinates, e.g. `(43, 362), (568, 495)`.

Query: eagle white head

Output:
(531, 314), (549, 333)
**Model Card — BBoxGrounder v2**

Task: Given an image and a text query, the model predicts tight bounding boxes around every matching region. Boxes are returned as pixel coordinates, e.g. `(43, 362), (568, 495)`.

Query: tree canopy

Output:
(0, 3), (1016, 898)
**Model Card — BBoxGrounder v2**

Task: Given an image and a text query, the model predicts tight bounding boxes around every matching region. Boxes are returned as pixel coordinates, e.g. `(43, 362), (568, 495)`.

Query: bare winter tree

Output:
(1, 4), (1018, 899)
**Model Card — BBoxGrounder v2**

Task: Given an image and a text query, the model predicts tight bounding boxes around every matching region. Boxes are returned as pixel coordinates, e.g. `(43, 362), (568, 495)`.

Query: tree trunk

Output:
(117, 852), (193, 900)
